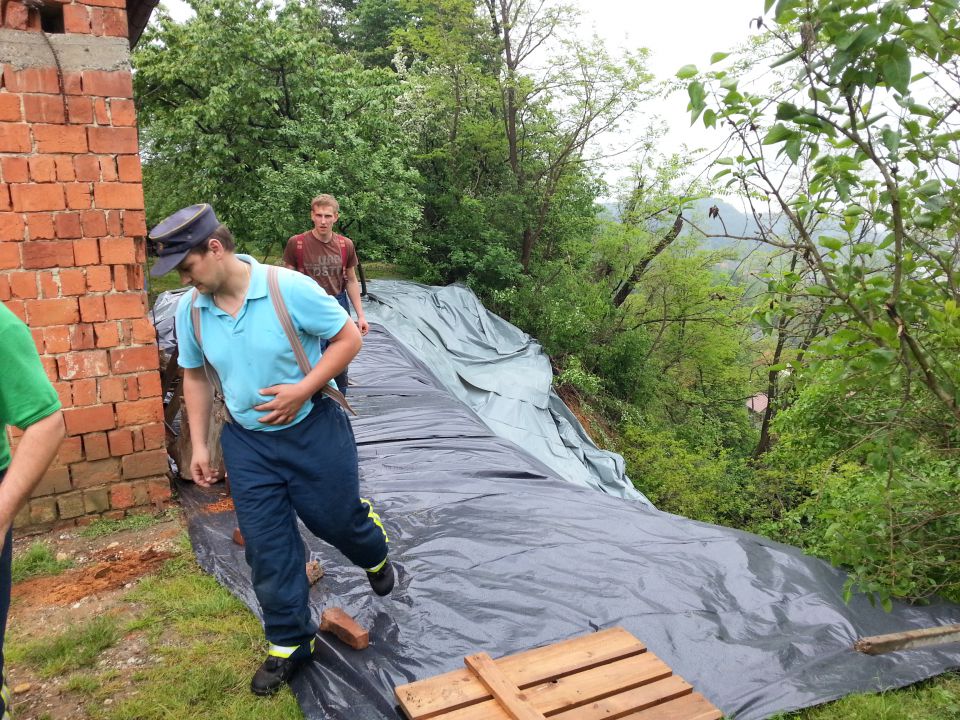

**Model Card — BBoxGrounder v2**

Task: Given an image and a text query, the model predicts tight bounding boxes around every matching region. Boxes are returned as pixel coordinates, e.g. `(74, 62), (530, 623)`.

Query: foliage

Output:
(134, 0), (421, 259)
(11, 541), (73, 583)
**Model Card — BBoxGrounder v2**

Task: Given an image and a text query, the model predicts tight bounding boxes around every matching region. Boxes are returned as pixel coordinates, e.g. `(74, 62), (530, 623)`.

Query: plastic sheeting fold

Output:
(178, 313), (960, 720)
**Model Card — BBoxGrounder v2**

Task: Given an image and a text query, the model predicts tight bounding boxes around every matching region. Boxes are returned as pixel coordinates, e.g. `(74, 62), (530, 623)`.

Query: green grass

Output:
(770, 672), (960, 720)
(11, 541), (73, 583)
(78, 509), (176, 539)
(8, 614), (123, 677)
(362, 261), (409, 281)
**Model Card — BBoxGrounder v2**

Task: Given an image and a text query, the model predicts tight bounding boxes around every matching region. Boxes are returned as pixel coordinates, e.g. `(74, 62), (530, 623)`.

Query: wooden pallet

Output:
(394, 627), (723, 720)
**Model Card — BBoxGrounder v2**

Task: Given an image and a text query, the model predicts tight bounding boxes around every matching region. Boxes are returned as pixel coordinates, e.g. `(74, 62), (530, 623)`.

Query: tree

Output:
(134, 0), (421, 259)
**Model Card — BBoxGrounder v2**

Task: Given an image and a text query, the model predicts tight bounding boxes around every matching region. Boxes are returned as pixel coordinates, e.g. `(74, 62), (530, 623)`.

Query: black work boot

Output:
(250, 641), (314, 696)
(366, 559), (395, 596)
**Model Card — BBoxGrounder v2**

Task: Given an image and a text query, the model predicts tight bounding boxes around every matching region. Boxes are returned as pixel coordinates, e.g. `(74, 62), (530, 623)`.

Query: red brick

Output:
(33, 125), (87, 153)
(104, 292), (143, 319)
(115, 398), (163, 426)
(72, 457), (121, 487)
(98, 376), (124, 402)
(0, 94), (22, 122)
(320, 608), (369, 650)
(105, 209), (121, 234)
(80, 210), (107, 236)
(62, 71), (82, 96)
(138, 371), (162, 397)
(90, 6), (127, 36)
(73, 237), (99, 265)
(22, 240), (73, 268)
(70, 323), (95, 350)
(110, 98), (137, 127)
(0, 243), (21, 269)
(126, 263), (144, 291)
(64, 182), (91, 209)
(62, 3), (91, 33)
(81, 70), (132, 98)
(3, 1), (30, 29)
(3, 67), (59, 94)
(79, 295), (107, 322)
(109, 482), (134, 509)
(0, 124), (30, 152)
(123, 377), (139, 400)
(147, 479), (172, 503)
(54, 155), (76, 182)
(56, 349), (108, 379)
(12, 184), (64, 212)
(116, 156), (142, 184)
(85, 264), (112, 291)
(60, 268), (87, 295)
(81, 432), (109, 461)
(93, 320), (119, 347)
(113, 264), (128, 291)
(73, 156), (100, 182)
(71, 377), (97, 405)
(0, 212), (24, 241)
(141, 422), (165, 450)
(130, 318), (156, 344)
(41, 325), (69, 353)
(54, 211), (82, 238)
(65, 95), (94, 125)
(58, 435), (84, 464)
(93, 97), (110, 125)
(9, 271), (37, 299)
(0, 184), (9, 211)
(23, 94), (65, 124)
(93, 183), (143, 210)
(0, 275), (9, 300)
(107, 428), (134, 456)
(132, 428), (144, 452)
(110, 346), (159, 374)
(26, 211), (55, 239)
(26, 156), (55, 183)
(25, 297), (78, 326)
(32, 465), (71, 498)
(1, 157), (28, 183)
(38, 271), (57, 298)
(98, 154), (116, 181)
(121, 449), (166, 479)
(63, 403), (115, 435)
(100, 236), (135, 263)
(79, 0), (126, 7)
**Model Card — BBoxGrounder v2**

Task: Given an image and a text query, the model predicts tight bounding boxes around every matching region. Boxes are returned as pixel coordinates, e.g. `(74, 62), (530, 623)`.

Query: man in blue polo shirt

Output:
(149, 204), (393, 696)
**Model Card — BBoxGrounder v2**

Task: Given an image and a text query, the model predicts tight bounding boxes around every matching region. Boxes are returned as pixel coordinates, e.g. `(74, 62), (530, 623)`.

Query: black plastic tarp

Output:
(179, 320), (960, 720)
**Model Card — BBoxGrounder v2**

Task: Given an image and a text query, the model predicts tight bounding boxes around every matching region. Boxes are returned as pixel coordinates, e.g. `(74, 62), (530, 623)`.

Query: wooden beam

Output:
(464, 653), (546, 720)
(855, 624), (960, 655)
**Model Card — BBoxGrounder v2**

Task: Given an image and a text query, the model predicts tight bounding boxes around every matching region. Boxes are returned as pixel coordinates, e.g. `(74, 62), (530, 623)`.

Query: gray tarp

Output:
(168, 284), (960, 720)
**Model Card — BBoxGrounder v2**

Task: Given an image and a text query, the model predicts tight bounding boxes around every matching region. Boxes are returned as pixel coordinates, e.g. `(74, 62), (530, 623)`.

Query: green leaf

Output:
(819, 236), (843, 251)
(710, 52), (729, 64)
(851, 243), (875, 255)
(764, 0), (775, 11)
(703, 108), (717, 128)
(676, 64), (699, 79)
(770, 46), (804, 69)
(881, 128), (900, 154)
(784, 137), (802, 163)
(775, 102), (800, 120)
(880, 40), (911, 95)
(762, 123), (793, 145)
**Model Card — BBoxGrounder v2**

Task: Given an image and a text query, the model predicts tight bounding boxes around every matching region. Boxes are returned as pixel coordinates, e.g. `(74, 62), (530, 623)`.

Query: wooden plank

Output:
(550, 676), (692, 720)
(621, 692), (723, 720)
(464, 653), (546, 720)
(442, 652), (675, 720)
(395, 628), (645, 719)
(855, 623), (960, 655)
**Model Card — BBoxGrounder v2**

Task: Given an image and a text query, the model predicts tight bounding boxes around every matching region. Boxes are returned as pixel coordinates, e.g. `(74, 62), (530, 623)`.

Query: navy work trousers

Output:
(320, 291), (351, 395)
(221, 396), (388, 648)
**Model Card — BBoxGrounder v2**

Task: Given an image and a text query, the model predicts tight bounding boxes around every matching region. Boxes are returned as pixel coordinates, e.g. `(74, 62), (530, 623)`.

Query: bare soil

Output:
(6, 514), (185, 720)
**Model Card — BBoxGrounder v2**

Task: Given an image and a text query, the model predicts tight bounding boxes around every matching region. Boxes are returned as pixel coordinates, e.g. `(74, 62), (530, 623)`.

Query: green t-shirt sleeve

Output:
(0, 313), (61, 432)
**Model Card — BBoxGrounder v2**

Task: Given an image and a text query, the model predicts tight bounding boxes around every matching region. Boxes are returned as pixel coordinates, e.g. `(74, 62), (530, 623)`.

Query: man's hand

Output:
(357, 316), (369, 336)
(190, 444), (217, 487)
(255, 382), (310, 425)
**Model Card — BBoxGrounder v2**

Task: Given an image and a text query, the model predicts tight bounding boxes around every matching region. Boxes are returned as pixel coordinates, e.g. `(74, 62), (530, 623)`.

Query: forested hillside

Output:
(134, 0), (960, 608)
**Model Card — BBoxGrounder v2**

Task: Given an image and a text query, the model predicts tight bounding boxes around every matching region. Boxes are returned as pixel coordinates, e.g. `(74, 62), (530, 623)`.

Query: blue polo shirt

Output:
(175, 255), (349, 431)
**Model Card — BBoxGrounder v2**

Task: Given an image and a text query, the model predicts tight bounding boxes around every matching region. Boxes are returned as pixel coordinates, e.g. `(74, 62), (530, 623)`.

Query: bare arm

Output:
(0, 410), (64, 550)
(344, 266), (368, 335)
(182, 367), (216, 486)
(255, 320), (362, 425)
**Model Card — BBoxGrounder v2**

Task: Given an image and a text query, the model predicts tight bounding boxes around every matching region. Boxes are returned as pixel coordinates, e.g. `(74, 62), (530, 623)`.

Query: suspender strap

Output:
(191, 290), (233, 423)
(266, 266), (356, 416)
(295, 235), (305, 274)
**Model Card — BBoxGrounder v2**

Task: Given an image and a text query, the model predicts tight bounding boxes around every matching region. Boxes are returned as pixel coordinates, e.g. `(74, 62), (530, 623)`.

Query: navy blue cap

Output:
(148, 204), (220, 277)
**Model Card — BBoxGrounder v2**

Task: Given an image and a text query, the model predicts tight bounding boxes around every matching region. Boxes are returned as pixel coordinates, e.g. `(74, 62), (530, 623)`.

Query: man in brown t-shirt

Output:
(283, 194), (368, 394)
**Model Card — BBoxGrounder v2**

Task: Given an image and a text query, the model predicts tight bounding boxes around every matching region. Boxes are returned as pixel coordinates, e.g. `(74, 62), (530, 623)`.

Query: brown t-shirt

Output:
(283, 231), (358, 296)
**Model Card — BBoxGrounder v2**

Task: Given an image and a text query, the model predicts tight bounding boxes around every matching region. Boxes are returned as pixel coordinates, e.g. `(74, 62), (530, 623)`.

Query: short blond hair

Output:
(311, 194), (340, 213)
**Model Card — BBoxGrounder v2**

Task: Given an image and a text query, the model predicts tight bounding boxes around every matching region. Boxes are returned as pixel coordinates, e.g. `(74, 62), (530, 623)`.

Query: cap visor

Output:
(149, 250), (188, 277)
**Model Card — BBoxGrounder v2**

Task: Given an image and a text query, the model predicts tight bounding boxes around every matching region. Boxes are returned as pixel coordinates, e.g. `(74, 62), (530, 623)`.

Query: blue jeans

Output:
(0, 470), (10, 717)
(320, 291), (351, 395)
(220, 397), (388, 647)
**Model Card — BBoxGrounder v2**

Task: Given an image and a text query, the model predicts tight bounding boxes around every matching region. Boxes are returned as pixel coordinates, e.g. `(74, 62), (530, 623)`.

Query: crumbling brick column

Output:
(1, 2), (169, 528)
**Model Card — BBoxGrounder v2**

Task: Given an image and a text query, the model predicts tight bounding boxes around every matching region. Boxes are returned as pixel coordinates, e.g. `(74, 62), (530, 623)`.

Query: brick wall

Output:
(1, 3), (170, 528)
